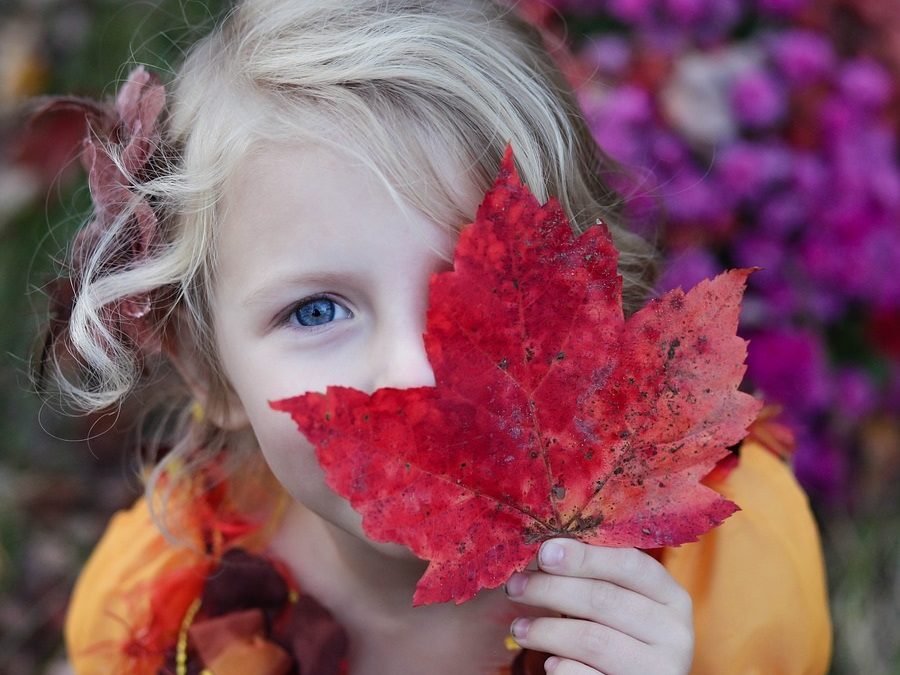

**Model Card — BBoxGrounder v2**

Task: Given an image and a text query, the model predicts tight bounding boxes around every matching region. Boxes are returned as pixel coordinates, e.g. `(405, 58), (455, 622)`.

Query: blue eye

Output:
(291, 296), (352, 327)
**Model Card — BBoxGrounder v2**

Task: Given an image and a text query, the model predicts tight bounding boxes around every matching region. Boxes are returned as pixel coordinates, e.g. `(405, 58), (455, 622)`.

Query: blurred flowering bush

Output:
(520, 0), (900, 509)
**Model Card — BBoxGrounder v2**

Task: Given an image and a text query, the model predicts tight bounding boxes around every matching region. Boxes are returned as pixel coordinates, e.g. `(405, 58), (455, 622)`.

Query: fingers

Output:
(505, 571), (683, 644)
(535, 539), (692, 610)
(510, 616), (652, 674)
(505, 540), (696, 675)
(544, 656), (607, 675)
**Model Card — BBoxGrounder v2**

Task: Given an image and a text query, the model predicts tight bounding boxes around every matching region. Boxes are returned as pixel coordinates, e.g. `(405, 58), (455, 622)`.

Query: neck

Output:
(268, 500), (537, 674)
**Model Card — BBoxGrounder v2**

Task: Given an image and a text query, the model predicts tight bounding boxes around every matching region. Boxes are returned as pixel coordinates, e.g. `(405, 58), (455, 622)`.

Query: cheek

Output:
(248, 405), (331, 502)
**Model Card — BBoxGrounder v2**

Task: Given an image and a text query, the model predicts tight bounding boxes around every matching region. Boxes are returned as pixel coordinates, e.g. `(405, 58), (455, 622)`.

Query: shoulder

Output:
(661, 441), (833, 675)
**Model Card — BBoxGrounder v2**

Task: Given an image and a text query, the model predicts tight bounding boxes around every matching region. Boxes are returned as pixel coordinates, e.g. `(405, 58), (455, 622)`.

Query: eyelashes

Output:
(280, 294), (353, 331)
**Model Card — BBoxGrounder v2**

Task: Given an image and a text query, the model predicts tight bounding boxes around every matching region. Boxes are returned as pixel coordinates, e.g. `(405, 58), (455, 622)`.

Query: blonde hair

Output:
(35, 0), (658, 508)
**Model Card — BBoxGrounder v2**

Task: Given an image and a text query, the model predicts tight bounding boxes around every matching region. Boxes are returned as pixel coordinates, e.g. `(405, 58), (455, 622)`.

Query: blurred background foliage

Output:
(0, 0), (898, 673)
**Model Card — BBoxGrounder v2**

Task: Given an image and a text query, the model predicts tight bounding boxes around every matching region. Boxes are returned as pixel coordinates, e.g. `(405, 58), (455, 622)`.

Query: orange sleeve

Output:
(64, 497), (205, 675)
(661, 441), (832, 675)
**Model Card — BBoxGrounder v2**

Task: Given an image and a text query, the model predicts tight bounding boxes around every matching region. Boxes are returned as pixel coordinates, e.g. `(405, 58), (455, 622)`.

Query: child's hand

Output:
(505, 539), (694, 674)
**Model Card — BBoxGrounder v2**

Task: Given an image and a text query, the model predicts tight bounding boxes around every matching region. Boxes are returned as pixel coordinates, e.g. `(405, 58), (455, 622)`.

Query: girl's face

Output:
(210, 141), (477, 553)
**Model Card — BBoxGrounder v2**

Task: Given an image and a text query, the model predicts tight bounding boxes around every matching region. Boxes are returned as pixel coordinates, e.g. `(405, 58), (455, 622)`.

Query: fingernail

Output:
(540, 541), (564, 567)
(544, 656), (560, 672)
(505, 572), (528, 597)
(510, 617), (532, 640)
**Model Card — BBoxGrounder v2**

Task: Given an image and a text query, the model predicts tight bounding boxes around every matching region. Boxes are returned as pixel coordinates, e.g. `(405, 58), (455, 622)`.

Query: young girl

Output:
(35, 0), (832, 673)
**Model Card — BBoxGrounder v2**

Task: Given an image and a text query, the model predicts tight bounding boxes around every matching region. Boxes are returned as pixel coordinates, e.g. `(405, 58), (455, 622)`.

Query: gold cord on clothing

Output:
(176, 597), (203, 675)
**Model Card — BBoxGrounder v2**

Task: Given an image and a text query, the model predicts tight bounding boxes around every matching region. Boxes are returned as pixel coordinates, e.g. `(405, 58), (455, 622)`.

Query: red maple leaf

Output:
(271, 145), (762, 606)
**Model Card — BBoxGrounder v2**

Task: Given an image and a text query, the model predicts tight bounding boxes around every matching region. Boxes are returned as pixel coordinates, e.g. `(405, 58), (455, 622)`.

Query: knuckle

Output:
(568, 539), (590, 572)
(579, 622), (612, 660)
(620, 547), (651, 578)
(661, 617), (695, 658)
(536, 572), (564, 599)
(671, 586), (693, 614)
(587, 580), (613, 613)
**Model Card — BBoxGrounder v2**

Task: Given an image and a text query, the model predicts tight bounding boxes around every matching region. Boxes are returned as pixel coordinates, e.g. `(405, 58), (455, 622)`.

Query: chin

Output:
(339, 508), (424, 561)
(365, 537), (424, 561)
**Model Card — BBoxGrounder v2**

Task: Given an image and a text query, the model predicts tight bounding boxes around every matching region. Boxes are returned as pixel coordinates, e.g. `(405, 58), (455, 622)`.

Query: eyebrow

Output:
(240, 270), (368, 308)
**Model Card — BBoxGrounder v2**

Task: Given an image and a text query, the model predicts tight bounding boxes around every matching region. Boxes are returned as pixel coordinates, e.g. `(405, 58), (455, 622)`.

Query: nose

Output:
(368, 317), (436, 392)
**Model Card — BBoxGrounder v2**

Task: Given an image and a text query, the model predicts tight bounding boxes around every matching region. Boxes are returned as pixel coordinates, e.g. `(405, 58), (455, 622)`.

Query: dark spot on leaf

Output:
(667, 338), (681, 360)
(619, 430), (631, 439)
(460, 462), (467, 468)
(530, 451), (538, 459)
(556, 351), (565, 360)
(498, 358), (509, 370)
(404, 463), (411, 471)
(613, 466), (624, 475)
(641, 527), (652, 536)
(584, 449), (594, 460)
(525, 346), (535, 362)
(551, 485), (566, 500)
(362, 414), (369, 422)
(670, 295), (684, 311)
(324, 412), (331, 421)
(512, 278), (519, 289)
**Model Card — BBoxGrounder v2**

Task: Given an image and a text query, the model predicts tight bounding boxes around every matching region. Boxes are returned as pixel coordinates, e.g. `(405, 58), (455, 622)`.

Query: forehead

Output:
(211, 140), (464, 294)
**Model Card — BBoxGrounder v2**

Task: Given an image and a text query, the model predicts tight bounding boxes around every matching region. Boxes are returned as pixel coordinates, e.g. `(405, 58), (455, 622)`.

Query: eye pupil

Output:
(296, 298), (336, 326)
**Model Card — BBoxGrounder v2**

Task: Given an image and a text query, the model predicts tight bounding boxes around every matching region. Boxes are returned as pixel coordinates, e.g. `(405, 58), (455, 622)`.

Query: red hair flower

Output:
(31, 66), (168, 361)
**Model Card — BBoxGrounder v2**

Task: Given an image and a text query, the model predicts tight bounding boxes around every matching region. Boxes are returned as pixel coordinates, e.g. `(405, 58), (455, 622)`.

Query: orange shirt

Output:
(65, 441), (832, 674)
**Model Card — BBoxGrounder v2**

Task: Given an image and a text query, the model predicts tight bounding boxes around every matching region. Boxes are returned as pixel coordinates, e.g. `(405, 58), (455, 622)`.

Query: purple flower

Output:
(731, 67), (787, 129)
(650, 130), (689, 168)
(758, 192), (805, 237)
(839, 58), (894, 112)
(664, 0), (706, 24)
(655, 246), (721, 293)
(885, 365), (900, 414)
(802, 286), (846, 323)
(790, 153), (828, 204)
(733, 233), (785, 271)
(581, 35), (632, 77)
(693, 0), (744, 44)
(834, 367), (878, 422)
(716, 141), (792, 202)
(791, 431), (848, 506)
(754, 275), (799, 322)
(755, 0), (810, 18)
(768, 29), (835, 86)
(607, 0), (656, 23)
(586, 85), (655, 165)
(660, 167), (732, 225)
(746, 327), (832, 416)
